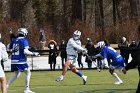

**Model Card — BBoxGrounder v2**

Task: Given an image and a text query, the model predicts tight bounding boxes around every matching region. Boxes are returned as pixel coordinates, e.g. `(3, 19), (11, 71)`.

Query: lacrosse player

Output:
(93, 41), (124, 84)
(0, 33), (8, 93)
(56, 30), (88, 85)
(6, 28), (39, 93)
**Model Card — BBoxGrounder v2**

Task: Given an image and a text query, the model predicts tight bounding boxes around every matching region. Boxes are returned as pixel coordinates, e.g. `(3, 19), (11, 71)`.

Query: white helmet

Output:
(96, 41), (105, 48)
(73, 30), (81, 40)
(18, 28), (28, 37)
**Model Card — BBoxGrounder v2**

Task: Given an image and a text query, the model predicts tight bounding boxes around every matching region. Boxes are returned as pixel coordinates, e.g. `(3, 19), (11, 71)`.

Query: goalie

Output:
(91, 41), (124, 85)
(56, 30), (88, 85)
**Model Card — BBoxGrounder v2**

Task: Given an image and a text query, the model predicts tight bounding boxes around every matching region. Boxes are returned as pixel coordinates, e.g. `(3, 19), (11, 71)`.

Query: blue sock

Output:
(76, 71), (83, 77)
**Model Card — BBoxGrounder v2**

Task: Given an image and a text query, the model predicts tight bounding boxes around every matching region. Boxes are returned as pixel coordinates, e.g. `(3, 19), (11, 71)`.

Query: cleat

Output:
(114, 80), (123, 85)
(55, 76), (63, 81)
(97, 68), (101, 72)
(24, 89), (35, 93)
(83, 76), (87, 85)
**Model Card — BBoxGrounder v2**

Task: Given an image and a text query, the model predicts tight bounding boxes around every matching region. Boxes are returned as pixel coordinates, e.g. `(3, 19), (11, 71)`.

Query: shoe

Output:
(97, 68), (101, 72)
(114, 80), (123, 85)
(83, 76), (87, 85)
(24, 89), (35, 93)
(55, 76), (63, 81)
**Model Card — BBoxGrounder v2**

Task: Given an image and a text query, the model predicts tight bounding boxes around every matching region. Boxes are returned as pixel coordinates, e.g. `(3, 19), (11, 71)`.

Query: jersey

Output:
(66, 38), (85, 65)
(0, 42), (8, 61)
(66, 38), (84, 57)
(101, 46), (124, 68)
(0, 42), (8, 77)
(9, 37), (29, 64)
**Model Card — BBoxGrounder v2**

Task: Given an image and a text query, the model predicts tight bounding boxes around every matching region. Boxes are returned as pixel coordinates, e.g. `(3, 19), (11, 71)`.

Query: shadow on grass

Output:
(30, 82), (122, 87)
(78, 89), (136, 93)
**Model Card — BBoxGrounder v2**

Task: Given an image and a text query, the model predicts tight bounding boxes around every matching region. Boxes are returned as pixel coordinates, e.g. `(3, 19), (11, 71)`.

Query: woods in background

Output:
(0, 0), (140, 47)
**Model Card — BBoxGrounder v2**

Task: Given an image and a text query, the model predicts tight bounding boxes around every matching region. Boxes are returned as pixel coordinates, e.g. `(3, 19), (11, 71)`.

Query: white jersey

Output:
(0, 42), (8, 77)
(66, 38), (85, 57)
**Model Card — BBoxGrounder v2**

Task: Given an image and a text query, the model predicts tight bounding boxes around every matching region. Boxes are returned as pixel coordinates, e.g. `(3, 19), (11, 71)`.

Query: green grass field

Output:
(5, 69), (138, 93)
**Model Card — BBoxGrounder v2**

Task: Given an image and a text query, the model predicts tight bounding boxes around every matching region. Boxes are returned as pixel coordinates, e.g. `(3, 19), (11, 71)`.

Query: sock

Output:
(112, 73), (122, 82)
(76, 71), (83, 77)
(24, 69), (31, 90)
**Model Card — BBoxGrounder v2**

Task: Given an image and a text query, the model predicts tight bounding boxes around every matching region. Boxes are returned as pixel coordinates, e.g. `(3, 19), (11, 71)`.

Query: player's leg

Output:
(7, 71), (20, 89)
(97, 59), (102, 72)
(109, 66), (123, 84)
(71, 66), (87, 85)
(23, 68), (35, 93)
(0, 66), (6, 93)
(62, 60), (71, 75)
(0, 77), (7, 93)
(55, 59), (71, 81)
(24, 68), (31, 90)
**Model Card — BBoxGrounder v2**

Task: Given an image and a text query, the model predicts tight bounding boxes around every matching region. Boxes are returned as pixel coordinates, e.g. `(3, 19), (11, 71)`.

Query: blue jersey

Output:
(101, 46), (124, 68)
(10, 37), (29, 64)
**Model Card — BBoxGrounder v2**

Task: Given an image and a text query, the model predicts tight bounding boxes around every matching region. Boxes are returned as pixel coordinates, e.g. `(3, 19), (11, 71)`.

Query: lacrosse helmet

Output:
(18, 28), (28, 37)
(73, 30), (81, 40)
(96, 41), (105, 48)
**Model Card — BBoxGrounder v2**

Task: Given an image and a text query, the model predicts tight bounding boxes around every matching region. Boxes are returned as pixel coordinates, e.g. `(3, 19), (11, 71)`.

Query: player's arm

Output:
(73, 43), (87, 55)
(70, 39), (85, 51)
(24, 48), (39, 56)
(91, 53), (103, 59)
(23, 39), (39, 56)
(24, 48), (33, 55)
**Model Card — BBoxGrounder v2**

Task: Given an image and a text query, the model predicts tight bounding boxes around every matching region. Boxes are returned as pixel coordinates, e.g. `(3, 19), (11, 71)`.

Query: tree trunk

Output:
(129, 0), (138, 17)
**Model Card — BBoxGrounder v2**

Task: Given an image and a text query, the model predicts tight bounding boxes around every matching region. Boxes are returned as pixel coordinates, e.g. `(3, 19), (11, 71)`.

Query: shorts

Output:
(11, 64), (28, 72)
(111, 57), (124, 69)
(67, 55), (77, 66)
(0, 65), (5, 77)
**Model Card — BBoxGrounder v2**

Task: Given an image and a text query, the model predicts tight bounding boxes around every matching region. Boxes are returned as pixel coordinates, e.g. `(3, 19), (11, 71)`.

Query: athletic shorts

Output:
(111, 57), (124, 69)
(67, 55), (77, 66)
(0, 65), (5, 77)
(11, 64), (28, 72)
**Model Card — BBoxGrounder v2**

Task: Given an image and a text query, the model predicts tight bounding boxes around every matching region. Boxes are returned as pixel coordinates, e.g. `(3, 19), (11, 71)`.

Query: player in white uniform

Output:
(0, 33), (8, 93)
(6, 28), (39, 93)
(56, 30), (88, 85)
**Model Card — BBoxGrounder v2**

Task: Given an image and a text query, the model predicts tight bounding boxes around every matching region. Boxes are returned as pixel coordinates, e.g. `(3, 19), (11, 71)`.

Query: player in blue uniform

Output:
(55, 30), (88, 85)
(94, 41), (124, 84)
(6, 28), (39, 93)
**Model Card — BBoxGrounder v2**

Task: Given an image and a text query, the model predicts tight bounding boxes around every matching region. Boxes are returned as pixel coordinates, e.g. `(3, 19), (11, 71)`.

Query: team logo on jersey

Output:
(13, 44), (19, 52)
